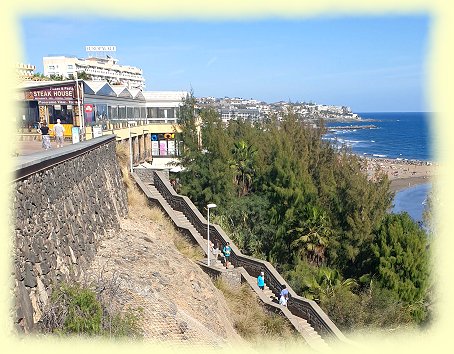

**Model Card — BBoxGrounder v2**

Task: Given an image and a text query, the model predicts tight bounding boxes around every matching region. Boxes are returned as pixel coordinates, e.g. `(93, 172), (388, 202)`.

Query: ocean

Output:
(323, 112), (433, 223)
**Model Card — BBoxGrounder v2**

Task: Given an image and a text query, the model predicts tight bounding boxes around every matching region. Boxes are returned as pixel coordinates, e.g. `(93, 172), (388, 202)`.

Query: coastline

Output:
(361, 156), (436, 193)
(389, 176), (431, 193)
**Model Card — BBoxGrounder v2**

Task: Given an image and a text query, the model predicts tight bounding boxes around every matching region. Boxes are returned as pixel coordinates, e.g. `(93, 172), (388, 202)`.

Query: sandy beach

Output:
(362, 157), (436, 193)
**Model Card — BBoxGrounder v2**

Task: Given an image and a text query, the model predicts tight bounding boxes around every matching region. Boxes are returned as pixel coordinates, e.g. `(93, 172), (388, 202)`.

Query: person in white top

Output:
(279, 294), (287, 306)
(53, 119), (65, 148)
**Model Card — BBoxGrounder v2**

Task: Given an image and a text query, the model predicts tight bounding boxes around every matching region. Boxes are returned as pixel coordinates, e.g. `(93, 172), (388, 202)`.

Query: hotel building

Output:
(43, 55), (145, 90)
(17, 63), (36, 80)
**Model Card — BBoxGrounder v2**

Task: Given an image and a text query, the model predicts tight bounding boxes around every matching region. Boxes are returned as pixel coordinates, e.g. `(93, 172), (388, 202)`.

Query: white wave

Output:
(373, 154), (387, 157)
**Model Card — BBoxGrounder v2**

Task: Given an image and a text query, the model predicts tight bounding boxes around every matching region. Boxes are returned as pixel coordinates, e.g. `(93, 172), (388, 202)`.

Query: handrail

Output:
(152, 170), (346, 341)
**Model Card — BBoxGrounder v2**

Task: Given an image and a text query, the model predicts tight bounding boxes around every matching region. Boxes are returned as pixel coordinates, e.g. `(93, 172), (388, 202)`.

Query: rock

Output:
(15, 280), (34, 332)
(23, 263), (37, 288)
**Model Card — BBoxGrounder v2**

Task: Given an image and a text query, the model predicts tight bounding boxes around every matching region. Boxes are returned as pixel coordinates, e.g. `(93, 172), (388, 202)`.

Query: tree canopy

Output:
(176, 95), (431, 329)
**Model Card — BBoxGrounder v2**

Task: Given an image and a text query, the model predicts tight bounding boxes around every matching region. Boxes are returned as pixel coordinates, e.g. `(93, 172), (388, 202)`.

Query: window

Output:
(119, 106), (126, 119)
(47, 105), (74, 124)
(48, 65), (55, 70)
(67, 64), (74, 69)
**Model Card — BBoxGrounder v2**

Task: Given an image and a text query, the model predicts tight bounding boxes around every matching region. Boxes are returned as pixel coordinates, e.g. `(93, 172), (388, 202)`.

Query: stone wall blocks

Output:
(23, 262), (37, 288)
(40, 260), (51, 275)
(36, 276), (48, 307)
(34, 263), (42, 276)
(14, 139), (128, 333)
(16, 280), (34, 332)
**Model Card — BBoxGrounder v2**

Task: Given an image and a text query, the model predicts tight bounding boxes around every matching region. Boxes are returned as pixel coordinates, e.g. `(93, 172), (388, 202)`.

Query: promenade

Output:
(14, 138), (56, 156)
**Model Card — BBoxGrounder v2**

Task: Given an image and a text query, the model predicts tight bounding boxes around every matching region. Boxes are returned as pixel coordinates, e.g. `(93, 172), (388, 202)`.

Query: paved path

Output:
(15, 139), (70, 156)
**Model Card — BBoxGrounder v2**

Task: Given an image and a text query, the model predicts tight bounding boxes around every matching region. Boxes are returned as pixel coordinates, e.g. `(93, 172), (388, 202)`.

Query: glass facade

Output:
(18, 101), (39, 129)
(48, 105), (74, 124)
(147, 107), (179, 119)
(150, 133), (179, 157)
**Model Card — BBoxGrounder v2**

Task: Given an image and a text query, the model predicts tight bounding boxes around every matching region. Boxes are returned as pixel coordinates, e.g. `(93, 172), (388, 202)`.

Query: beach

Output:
(362, 157), (436, 193)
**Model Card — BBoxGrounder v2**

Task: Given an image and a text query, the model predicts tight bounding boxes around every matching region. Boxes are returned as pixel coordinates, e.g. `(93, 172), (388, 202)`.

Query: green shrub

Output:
(41, 282), (143, 338)
(50, 283), (102, 336)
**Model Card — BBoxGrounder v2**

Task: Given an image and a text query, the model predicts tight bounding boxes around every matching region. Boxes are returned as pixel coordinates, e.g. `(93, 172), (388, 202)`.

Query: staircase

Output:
(240, 271), (330, 351)
(137, 173), (235, 269)
(133, 168), (347, 350)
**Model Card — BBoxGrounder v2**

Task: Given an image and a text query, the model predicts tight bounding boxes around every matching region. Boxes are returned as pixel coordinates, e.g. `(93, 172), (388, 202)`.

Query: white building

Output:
(17, 63), (36, 80)
(142, 91), (189, 124)
(43, 55), (145, 90)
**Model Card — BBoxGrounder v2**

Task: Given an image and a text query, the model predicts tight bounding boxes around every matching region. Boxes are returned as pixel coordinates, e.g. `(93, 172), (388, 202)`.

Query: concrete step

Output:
(289, 315), (330, 349)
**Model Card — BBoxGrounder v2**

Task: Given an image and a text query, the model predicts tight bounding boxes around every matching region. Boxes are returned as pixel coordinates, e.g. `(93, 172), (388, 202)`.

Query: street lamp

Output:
(207, 203), (217, 266)
(74, 70), (84, 141)
(128, 122), (137, 173)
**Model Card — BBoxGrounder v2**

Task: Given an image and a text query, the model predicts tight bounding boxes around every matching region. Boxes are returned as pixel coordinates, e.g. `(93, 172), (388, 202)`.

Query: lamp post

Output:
(207, 203), (217, 266)
(74, 70), (84, 141)
(128, 122), (137, 173)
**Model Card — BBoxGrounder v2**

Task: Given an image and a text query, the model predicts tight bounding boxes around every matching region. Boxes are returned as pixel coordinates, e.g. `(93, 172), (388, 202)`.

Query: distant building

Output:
(143, 91), (189, 124)
(43, 55), (145, 90)
(219, 108), (261, 123)
(17, 63), (36, 80)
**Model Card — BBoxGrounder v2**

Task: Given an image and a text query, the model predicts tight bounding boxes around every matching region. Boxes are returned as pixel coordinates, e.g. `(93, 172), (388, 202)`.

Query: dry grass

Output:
(170, 232), (205, 261)
(115, 142), (204, 261)
(214, 278), (295, 341)
(116, 143), (163, 221)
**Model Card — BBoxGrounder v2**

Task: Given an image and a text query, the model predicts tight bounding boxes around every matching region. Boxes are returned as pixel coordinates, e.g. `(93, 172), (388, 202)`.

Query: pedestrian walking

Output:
(212, 241), (220, 261)
(257, 271), (265, 290)
(279, 294), (287, 306)
(280, 285), (289, 300)
(53, 118), (65, 148)
(223, 242), (232, 268)
(39, 121), (51, 150)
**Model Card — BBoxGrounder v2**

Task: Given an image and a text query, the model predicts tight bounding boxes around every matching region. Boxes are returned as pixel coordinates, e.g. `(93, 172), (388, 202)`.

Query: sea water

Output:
(324, 112), (433, 223)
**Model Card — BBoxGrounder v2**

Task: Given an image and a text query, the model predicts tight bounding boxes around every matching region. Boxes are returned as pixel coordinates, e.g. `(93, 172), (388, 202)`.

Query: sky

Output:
(19, 15), (430, 112)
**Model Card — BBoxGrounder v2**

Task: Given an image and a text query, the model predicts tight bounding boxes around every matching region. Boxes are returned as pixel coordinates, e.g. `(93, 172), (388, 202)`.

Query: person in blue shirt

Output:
(280, 285), (289, 300)
(223, 242), (232, 268)
(257, 271), (265, 290)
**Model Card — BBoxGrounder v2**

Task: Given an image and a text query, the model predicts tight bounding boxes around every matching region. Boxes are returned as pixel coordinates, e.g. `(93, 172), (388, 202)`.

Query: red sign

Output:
(84, 104), (93, 113)
(24, 84), (77, 105)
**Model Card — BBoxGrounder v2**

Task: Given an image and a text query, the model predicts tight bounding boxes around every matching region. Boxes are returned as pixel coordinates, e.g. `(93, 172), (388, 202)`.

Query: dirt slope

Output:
(84, 210), (243, 347)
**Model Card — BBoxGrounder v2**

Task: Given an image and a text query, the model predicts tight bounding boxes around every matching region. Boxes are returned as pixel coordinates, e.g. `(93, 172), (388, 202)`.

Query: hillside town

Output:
(16, 50), (364, 133)
(196, 96), (363, 123)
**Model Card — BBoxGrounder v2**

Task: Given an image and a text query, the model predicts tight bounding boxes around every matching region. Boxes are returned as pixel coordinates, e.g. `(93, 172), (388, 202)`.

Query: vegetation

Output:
(39, 282), (143, 338)
(214, 278), (295, 341)
(176, 94), (432, 331)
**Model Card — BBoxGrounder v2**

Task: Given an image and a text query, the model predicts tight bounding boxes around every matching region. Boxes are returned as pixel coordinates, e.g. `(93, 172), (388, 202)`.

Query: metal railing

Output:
(151, 170), (346, 341)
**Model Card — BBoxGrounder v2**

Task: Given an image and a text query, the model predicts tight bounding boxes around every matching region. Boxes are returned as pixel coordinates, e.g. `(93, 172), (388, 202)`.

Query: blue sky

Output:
(19, 15), (430, 112)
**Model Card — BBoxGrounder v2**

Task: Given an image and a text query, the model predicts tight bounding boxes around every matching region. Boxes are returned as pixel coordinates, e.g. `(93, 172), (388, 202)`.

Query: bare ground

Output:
(83, 210), (243, 347)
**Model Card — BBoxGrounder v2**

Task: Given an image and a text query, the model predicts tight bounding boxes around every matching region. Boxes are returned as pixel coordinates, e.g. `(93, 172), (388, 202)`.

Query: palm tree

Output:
(290, 205), (332, 266)
(302, 267), (356, 302)
(230, 140), (257, 197)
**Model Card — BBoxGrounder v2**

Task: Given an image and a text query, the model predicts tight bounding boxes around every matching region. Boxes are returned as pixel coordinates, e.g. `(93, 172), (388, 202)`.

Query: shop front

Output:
(21, 81), (83, 138)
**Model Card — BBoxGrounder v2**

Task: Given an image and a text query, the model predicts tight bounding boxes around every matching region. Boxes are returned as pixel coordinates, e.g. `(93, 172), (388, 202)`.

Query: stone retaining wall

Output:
(12, 136), (128, 333)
